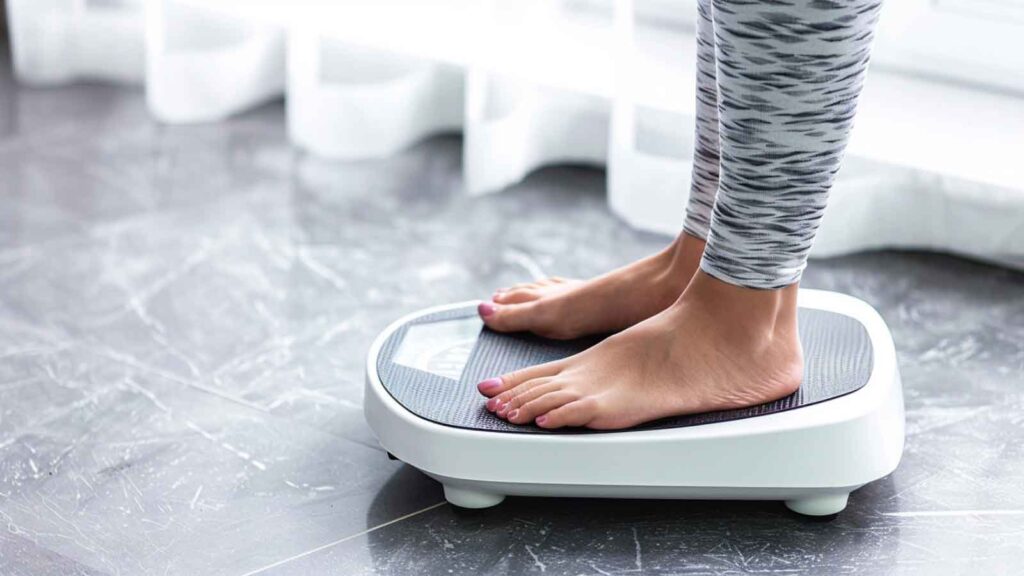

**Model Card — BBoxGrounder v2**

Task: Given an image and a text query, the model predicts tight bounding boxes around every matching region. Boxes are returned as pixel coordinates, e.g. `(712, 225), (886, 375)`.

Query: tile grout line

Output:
(238, 501), (447, 576)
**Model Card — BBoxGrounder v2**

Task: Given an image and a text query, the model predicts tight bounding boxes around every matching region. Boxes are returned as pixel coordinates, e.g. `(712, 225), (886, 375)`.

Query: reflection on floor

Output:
(1, 42), (1023, 576)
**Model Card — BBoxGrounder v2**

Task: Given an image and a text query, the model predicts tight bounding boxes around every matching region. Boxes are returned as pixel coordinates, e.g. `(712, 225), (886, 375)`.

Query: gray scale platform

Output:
(376, 305), (873, 433)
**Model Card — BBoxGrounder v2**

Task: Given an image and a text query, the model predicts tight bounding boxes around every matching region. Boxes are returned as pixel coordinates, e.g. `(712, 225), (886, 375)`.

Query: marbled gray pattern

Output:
(1, 39), (1022, 576)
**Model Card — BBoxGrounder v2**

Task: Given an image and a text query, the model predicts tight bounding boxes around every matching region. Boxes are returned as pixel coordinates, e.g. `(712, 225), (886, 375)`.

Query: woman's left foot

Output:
(476, 271), (804, 430)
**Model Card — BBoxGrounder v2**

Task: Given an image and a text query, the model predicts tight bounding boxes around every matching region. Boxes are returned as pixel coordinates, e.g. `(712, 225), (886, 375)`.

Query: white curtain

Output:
(7, 0), (1024, 268)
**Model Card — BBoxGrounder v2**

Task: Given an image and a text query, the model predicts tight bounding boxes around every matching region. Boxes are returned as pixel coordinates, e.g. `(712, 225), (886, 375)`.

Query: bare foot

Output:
(478, 233), (705, 340)
(476, 271), (804, 430)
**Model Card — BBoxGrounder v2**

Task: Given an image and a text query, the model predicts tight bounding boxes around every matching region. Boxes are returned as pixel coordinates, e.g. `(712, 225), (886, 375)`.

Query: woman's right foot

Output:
(478, 233), (706, 339)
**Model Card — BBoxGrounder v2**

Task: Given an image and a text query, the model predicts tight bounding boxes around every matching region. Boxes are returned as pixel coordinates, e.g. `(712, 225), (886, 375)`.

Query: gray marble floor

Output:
(1, 41), (1023, 576)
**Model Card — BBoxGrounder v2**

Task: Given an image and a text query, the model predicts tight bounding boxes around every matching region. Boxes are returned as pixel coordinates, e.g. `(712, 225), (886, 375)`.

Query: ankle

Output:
(678, 271), (801, 348)
(655, 233), (706, 291)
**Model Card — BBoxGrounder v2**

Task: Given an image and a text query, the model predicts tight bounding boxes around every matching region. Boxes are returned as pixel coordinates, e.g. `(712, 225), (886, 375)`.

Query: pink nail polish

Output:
(478, 301), (497, 318)
(486, 397), (500, 411)
(508, 409), (519, 421)
(536, 415), (548, 426)
(477, 377), (502, 393)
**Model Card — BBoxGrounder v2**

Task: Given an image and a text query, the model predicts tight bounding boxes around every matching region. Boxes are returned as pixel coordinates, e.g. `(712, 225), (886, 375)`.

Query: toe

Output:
(478, 300), (549, 333)
(477, 360), (561, 400)
(501, 381), (561, 415)
(501, 361), (562, 388)
(476, 377), (506, 400)
(477, 291), (561, 332)
(492, 287), (539, 304)
(534, 397), (600, 429)
(491, 377), (554, 416)
(508, 390), (578, 425)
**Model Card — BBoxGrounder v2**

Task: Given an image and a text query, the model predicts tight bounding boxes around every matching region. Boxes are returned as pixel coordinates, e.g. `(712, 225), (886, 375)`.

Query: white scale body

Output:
(365, 290), (904, 516)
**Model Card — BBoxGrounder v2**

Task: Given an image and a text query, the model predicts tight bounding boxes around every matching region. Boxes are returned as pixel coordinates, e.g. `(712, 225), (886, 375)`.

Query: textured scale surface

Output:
(376, 305), (873, 433)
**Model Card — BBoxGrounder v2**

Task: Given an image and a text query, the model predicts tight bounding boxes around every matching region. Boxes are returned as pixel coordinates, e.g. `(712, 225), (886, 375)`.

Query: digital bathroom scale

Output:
(364, 289), (905, 516)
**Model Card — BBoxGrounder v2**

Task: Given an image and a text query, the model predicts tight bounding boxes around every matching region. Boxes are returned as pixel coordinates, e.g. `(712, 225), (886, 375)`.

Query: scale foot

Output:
(443, 484), (505, 509)
(785, 493), (849, 517)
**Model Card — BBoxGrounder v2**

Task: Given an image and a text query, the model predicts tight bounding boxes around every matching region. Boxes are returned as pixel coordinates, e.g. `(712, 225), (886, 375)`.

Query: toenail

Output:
(486, 397), (500, 411)
(535, 415), (547, 426)
(478, 301), (497, 318)
(508, 409), (519, 421)
(477, 377), (502, 393)
(497, 403), (509, 416)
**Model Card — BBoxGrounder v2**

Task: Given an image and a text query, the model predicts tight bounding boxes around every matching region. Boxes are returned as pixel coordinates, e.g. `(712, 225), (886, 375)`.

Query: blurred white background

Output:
(5, 0), (1023, 268)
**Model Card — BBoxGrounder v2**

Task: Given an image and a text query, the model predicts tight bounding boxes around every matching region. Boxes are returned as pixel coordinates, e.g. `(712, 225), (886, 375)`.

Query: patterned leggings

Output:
(683, 0), (883, 290)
